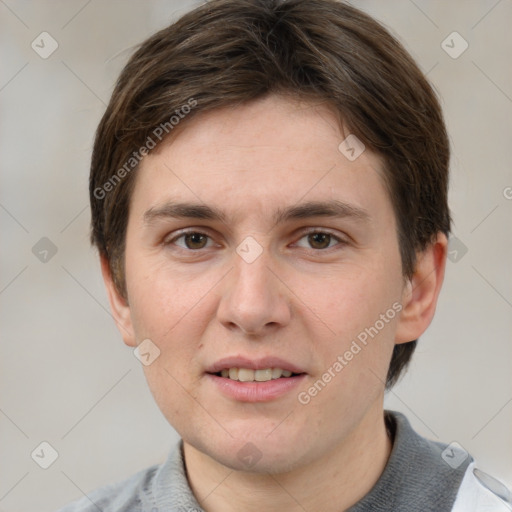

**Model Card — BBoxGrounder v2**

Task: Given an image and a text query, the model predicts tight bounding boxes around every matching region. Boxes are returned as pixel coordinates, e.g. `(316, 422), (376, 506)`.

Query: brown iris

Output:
(307, 232), (332, 250)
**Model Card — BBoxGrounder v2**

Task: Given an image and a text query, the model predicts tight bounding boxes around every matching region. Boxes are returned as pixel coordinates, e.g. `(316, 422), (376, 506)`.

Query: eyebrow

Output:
(142, 199), (370, 226)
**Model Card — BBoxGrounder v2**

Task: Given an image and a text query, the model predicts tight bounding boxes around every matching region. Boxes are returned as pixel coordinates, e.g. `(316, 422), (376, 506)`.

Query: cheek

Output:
(297, 262), (401, 401)
(125, 252), (212, 339)
(306, 263), (400, 346)
(125, 258), (218, 410)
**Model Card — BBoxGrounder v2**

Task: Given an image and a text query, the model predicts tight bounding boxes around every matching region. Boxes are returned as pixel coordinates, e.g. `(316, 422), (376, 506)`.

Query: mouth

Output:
(205, 357), (307, 402)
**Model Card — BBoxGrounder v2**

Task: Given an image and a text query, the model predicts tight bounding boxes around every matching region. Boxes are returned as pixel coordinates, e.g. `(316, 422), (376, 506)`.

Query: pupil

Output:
(186, 233), (206, 249)
(309, 233), (330, 249)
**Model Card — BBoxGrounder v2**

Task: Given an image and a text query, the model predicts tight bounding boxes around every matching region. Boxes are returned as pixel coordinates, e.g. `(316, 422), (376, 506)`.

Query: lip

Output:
(205, 356), (306, 374)
(206, 373), (307, 402)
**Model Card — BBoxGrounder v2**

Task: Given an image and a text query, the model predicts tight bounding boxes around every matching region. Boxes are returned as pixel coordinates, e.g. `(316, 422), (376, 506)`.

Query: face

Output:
(116, 94), (413, 473)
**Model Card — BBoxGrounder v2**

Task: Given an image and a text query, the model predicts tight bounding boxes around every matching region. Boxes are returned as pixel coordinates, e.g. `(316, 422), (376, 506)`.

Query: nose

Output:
(216, 244), (291, 337)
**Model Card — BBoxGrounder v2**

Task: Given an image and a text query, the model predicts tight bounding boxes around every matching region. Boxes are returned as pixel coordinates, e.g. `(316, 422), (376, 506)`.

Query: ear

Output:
(100, 254), (137, 347)
(395, 232), (448, 344)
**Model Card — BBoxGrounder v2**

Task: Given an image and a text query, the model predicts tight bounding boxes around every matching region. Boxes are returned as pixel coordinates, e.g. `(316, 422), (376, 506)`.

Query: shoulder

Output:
(451, 462), (512, 512)
(55, 462), (160, 512)
(56, 440), (204, 512)
(374, 411), (510, 511)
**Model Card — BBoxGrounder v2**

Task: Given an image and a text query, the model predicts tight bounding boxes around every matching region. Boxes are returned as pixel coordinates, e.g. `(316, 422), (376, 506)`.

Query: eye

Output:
(294, 230), (346, 251)
(164, 228), (347, 253)
(166, 230), (214, 250)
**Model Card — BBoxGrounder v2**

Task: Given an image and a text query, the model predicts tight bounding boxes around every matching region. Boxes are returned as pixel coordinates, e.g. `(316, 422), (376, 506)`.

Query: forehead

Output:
(130, 94), (394, 229)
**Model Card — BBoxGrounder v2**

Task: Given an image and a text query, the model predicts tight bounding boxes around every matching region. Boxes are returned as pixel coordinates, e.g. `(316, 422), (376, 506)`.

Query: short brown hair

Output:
(89, 0), (451, 388)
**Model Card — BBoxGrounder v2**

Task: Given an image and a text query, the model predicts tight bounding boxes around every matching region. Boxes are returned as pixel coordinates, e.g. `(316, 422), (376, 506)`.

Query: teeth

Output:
(219, 367), (297, 381)
(272, 368), (282, 379)
(255, 369), (272, 381)
(238, 368), (254, 382)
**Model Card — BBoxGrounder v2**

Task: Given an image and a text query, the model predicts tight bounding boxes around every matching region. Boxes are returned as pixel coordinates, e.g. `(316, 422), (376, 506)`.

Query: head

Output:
(90, 0), (450, 472)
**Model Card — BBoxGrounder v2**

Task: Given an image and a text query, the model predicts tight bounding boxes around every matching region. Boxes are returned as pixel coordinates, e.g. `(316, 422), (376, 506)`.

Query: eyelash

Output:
(163, 228), (348, 254)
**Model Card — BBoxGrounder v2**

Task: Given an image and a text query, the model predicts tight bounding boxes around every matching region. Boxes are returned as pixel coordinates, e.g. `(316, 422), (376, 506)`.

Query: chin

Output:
(212, 444), (306, 474)
(188, 426), (316, 474)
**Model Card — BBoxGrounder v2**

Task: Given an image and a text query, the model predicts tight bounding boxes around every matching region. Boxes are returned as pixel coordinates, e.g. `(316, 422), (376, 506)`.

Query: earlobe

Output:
(100, 255), (137, 347)
(394, 233), (448, 344)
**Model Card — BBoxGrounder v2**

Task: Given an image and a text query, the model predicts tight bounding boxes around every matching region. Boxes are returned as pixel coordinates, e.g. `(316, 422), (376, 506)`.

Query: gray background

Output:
(1, 1), (511, 510)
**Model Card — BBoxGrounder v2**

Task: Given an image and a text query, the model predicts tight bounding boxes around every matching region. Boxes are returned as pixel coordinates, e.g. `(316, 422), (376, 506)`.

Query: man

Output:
(58, 0), (510, 510)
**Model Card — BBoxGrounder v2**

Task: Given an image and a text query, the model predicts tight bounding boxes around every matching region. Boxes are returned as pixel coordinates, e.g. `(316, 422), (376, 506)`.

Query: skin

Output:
(102, 94), (448, 512)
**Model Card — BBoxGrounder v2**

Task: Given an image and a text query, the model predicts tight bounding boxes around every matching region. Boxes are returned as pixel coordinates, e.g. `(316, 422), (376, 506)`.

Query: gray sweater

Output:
(56, 410), (507, 511)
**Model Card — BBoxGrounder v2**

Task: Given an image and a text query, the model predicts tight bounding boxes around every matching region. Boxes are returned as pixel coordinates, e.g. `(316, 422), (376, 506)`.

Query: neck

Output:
(183, 404), (393, 512)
